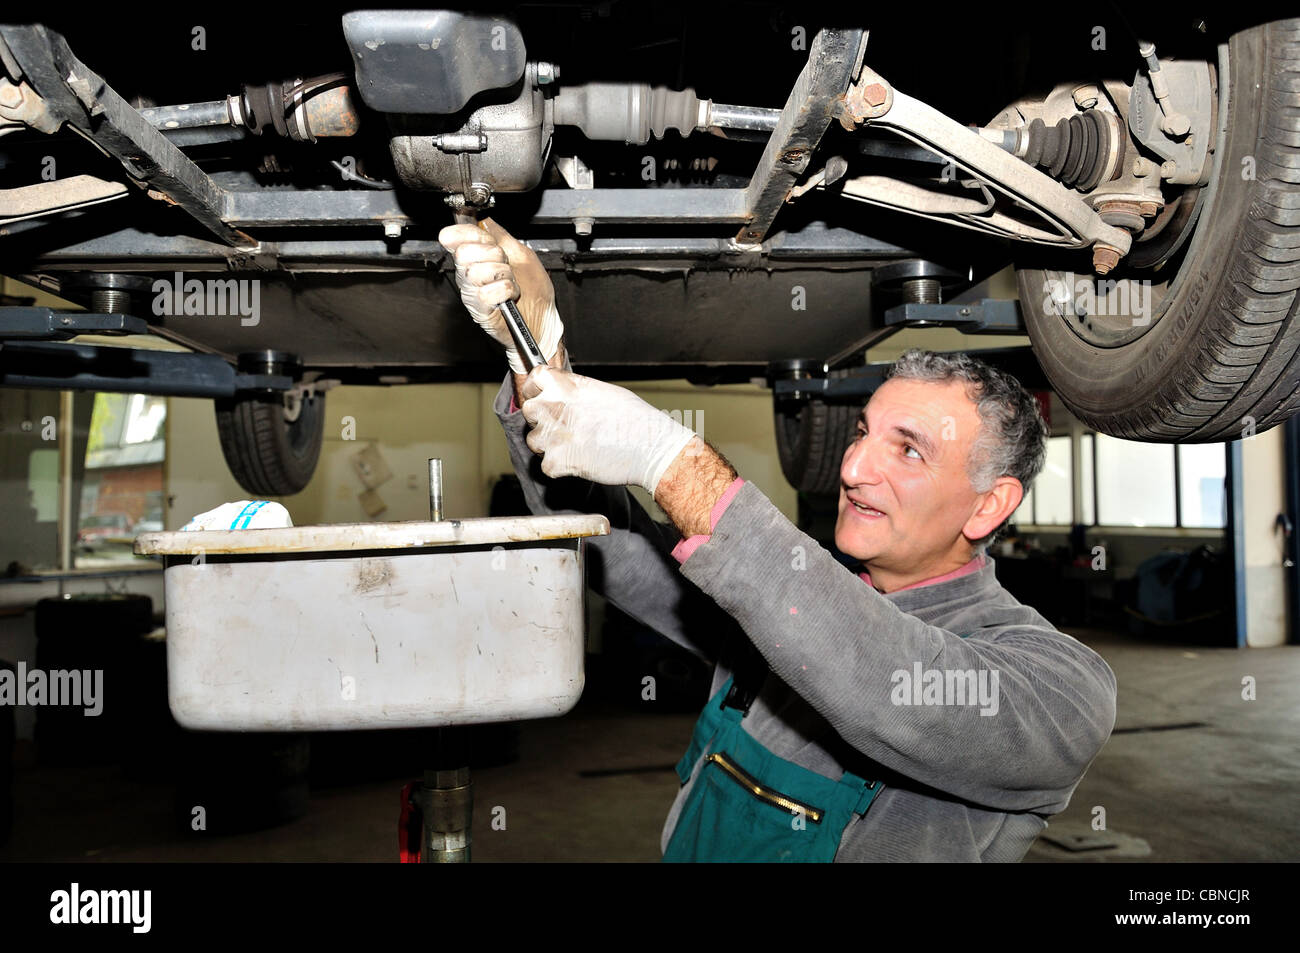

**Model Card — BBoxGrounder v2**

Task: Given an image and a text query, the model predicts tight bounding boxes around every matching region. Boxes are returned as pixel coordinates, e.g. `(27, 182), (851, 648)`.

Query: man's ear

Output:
(962, 477), (1023, 542)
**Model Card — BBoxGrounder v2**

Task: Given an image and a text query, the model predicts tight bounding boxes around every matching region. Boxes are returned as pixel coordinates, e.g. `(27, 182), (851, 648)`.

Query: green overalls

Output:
(662, 675), (884, 863)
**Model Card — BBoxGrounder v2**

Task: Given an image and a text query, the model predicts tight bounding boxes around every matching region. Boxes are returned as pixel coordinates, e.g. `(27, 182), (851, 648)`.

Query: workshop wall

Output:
(165, 376), (798, 530)
(558, 378), (799, 525)
(166, 384), (487, 527)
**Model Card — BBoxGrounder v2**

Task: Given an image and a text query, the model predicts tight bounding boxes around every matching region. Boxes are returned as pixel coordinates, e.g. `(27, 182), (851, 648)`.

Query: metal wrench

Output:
(452, 210), (548, 373)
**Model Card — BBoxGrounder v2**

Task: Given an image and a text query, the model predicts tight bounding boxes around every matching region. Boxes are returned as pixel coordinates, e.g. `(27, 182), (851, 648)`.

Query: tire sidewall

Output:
(280, 390), (325, 484)
(1017, 23), (1263, 430)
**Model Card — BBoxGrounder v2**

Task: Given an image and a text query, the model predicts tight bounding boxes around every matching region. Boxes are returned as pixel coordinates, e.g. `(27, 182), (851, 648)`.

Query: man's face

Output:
(835, 377), (988, 573)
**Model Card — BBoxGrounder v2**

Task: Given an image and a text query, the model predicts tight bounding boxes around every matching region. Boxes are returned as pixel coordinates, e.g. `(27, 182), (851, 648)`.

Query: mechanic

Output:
(438, 219), (1118, 863)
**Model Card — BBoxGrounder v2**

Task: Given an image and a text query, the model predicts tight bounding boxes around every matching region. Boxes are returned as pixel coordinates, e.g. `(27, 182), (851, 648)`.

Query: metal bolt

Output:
(1072, 86), (1099, 110)
(1160, 159), (1178, 178)
(1138, 202), (1161, 218)
(91, 288), (131, 315)
(535, 62), (558, 85)
(466, 183), (492, 205)
(573, 217), (593, 237)
(383, 220), (403, 239)
(1092, 244), (1121, 275)
(1161, 112), (1191, 138)
(0, 82), (21, 108)
(861, 83), (888, 108)
(1131, 157), (1158, 178)
(902, 278), (941, 305)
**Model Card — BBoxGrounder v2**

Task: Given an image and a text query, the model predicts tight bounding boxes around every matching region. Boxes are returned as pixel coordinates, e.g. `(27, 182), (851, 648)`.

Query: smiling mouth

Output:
(847, 499), (885, 517)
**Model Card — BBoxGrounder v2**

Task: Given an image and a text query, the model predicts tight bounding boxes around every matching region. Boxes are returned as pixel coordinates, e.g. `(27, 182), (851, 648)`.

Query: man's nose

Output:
(841, 432), (883, 487)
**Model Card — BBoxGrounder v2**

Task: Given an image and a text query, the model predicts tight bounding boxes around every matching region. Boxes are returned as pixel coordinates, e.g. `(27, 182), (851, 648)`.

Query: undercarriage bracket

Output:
(0, 306), (291, 397)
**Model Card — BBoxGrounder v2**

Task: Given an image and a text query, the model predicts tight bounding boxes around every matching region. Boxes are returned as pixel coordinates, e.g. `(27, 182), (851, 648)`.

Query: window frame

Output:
(1017, 427), (1227, 534)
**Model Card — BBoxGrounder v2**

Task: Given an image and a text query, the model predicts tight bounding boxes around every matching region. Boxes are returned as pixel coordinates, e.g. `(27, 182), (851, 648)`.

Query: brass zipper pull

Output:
(706, 751), (825, 823)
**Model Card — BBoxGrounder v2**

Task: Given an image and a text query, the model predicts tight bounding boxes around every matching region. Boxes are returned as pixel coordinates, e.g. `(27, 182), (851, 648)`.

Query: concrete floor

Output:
(2, 624), (1297, 863)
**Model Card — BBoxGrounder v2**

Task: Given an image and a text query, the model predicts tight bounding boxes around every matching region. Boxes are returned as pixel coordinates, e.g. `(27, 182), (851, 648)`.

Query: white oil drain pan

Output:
(135, 514), (609, 731)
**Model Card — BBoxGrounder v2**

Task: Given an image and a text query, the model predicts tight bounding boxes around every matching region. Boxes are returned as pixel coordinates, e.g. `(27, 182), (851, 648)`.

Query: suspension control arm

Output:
(838, 66), (1132, 270)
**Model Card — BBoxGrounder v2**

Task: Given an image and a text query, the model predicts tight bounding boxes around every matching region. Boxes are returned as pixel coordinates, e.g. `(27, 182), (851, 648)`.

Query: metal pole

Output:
(419, 762), (473, 863)
(1226, 441), (1247, 648)
(58, 390), (73, 572)
(417, 456), (472, 862)
(1283, 417), (1300, 645)
(428, 458), (443, 522)
(139, 100), (232, 130)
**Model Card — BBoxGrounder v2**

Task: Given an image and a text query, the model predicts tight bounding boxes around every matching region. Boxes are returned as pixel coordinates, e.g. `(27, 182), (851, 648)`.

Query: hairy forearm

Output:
(653, 436), (738, 538)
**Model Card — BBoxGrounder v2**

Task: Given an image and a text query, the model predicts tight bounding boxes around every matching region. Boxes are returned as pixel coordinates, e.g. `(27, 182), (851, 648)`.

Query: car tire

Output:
(774, 371), (859, 496)
(214, 390), (325, 497)
(1016, 17), (1300, 443)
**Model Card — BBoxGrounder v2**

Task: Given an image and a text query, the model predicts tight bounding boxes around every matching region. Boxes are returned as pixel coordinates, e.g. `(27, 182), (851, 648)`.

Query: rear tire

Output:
(1016, 18), (1300, 442)
(774, 374), (859, 496)
(215, 391), (325, 497)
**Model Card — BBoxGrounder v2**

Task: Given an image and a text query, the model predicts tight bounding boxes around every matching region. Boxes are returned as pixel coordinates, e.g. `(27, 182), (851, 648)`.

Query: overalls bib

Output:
(662, 675), (883, 863)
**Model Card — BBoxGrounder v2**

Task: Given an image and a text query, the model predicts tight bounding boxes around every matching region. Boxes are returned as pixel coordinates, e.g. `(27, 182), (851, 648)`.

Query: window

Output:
(1014, 437), (1071, 525)
(1033, 436), (1073, 524)
(77, 393), (166, 567)
(1096, 433), (1176, 527)
(1, 389), (168, 573)
(1021, 430), (1226, 530)
(123, 394), (167, 445)
(1178, 443), (1227, 528)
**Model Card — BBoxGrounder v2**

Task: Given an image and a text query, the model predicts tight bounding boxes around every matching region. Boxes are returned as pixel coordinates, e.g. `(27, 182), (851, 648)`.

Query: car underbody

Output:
(2, 6), (1294, 494)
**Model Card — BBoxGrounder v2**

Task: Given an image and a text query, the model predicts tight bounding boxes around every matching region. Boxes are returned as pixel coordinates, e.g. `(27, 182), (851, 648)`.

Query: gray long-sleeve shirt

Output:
(493, 372), (1117, 862)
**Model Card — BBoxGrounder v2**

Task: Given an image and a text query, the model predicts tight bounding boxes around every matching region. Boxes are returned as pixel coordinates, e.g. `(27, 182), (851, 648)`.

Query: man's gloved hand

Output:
(437, 218), (564, 374)
(520, 366), (696, 496)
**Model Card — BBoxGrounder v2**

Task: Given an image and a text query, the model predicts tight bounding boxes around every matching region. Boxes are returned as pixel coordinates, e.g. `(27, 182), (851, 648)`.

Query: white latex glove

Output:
(520, 367), (696, 495)
(437, 218), (564, 375)
(181, 500), (293, 531)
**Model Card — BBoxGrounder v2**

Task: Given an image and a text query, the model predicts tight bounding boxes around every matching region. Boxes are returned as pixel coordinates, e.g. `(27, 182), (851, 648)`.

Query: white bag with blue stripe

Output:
(180, 500), (293, 531)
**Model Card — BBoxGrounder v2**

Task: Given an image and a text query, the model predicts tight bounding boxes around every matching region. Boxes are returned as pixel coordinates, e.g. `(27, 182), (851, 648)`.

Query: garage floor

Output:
(2, 625), (1297, 863)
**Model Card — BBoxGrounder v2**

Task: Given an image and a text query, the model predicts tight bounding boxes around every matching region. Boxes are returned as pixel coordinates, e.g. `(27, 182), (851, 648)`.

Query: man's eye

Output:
(904, 444), (922, 459)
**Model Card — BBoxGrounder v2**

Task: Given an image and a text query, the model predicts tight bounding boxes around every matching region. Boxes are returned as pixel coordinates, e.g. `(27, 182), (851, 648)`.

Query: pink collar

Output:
(858, 553), (987, 593)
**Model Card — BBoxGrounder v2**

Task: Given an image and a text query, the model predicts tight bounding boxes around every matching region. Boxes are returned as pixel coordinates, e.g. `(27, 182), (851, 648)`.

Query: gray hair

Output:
(885, 348), (1048, 551)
